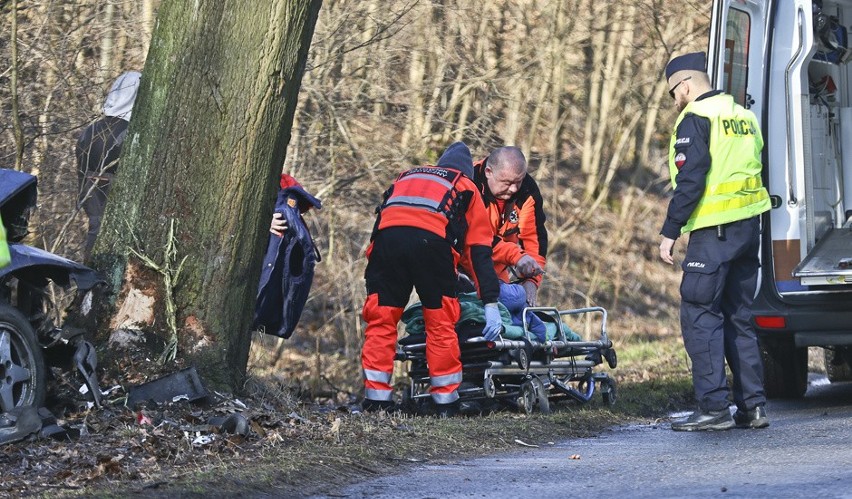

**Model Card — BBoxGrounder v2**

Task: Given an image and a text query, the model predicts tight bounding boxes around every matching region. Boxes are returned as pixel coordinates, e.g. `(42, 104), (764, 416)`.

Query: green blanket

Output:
(401, 293), (580, 341)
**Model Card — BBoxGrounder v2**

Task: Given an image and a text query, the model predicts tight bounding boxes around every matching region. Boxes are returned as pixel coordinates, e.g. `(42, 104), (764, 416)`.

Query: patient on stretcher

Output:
(401, 282), (580, 343)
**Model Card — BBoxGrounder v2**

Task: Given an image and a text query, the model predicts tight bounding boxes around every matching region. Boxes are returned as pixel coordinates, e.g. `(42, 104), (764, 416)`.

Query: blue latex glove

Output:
(482, 303), (503, 341)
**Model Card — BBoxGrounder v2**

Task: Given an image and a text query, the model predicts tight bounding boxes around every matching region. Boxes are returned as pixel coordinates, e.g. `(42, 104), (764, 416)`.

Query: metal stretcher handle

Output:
(521, 305), (609, 344)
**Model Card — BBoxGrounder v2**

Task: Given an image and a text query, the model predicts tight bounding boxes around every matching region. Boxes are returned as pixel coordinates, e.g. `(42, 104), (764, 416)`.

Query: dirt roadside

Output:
(0, 369), (693, 498)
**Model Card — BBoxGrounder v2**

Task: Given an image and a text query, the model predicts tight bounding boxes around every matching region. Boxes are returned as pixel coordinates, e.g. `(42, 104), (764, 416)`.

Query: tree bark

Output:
(93, 0), (322, 390)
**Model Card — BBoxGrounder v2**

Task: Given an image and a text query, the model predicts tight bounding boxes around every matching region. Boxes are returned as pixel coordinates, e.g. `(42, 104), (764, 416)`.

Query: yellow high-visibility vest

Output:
(669, 93), (771, 233)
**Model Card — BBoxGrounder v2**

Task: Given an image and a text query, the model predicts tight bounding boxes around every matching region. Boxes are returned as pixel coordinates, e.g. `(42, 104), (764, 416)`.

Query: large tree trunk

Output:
(93, 0), (322, 390)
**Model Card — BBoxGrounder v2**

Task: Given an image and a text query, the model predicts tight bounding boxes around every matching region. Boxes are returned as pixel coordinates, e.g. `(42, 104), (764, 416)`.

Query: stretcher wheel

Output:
(530, 377), (550, 414)
(400, 383), (423, 415)
(600, 378), (617, 407)
(517, 348), (530, 371)
(519, 380), (536, 415)
(483, 376), (496, 398)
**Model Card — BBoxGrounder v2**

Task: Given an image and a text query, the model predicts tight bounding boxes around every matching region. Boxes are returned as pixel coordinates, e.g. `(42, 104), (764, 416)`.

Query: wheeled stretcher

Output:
(396, 305), (618, 415)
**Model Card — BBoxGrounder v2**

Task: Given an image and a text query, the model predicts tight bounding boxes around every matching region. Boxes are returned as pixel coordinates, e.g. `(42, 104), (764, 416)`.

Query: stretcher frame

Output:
(396, 306), (618, 415)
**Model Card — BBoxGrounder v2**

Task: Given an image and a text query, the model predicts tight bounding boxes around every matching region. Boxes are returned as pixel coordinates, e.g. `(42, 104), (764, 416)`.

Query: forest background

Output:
(0, 0), (713, 395)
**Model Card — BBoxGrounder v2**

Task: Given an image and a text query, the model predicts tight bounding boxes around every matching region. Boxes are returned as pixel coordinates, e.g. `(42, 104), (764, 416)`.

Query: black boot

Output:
(733, 405), (769, 429)
(671, 409), (735, 432)
(434, 401), (459, 418)
(361, 399), (398, 413)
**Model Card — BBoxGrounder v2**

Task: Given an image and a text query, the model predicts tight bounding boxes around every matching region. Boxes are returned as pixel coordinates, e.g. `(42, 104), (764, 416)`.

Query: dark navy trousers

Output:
(680, 216), (766, 412)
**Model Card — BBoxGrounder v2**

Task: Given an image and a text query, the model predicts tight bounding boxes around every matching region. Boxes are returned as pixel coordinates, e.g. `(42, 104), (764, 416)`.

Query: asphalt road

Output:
(316, 375), (852, 498)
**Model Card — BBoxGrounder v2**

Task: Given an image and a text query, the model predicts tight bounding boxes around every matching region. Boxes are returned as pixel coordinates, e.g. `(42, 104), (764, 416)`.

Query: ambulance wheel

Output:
(760, 336), (807, 399)
(824, 347), (852, 382)
(518, 380), (536, 415)
(0, 304), (46, 412)
(600, 377), (617, 408)
(530, 377), (550, 414)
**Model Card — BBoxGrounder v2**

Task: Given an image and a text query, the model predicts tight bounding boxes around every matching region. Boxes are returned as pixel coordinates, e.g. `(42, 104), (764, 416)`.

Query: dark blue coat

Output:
(253, 186), (321, 339)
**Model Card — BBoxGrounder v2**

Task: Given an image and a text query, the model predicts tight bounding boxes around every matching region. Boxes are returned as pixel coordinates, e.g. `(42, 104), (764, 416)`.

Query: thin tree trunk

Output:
(99, 2), (115, 83)
(580, 3), (607, 178)
(10, 0), (25, 171)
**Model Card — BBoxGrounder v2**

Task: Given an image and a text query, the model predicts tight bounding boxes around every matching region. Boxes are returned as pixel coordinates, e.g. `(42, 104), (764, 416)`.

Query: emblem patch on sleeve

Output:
(674, 152), (687, 169)
(287, 197), (297, 208)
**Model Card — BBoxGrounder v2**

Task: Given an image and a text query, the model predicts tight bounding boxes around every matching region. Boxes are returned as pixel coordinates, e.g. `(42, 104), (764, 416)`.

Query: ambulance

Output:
(708, 0), (852, 397)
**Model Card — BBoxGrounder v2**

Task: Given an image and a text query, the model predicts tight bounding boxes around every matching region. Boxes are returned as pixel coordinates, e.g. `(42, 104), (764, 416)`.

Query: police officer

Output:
(659, 52), (771, 431)
(472, 147), (547, 306)
(361, 142), (502, 417)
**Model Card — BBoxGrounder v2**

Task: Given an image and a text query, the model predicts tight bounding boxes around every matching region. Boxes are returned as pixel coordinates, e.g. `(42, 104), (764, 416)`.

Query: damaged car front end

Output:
(1, 168), (105, 415)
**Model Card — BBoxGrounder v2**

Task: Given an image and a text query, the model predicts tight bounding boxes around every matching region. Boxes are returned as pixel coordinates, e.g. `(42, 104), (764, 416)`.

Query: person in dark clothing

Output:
(660, 52), (771, 432)
(361, 142), (502, 417)
(75, 71), (141, 259)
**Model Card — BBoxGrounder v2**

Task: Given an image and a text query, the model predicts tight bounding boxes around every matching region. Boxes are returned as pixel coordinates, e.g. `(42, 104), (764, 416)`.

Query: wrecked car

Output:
(0, 168), (104, 413)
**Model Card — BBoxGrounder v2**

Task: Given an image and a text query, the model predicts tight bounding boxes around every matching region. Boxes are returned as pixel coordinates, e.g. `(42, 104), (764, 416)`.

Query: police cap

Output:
(665, 52), (706, 80)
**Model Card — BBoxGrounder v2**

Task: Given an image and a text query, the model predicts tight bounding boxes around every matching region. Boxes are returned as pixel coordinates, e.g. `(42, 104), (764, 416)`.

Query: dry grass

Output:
(67, 376), (693, 498)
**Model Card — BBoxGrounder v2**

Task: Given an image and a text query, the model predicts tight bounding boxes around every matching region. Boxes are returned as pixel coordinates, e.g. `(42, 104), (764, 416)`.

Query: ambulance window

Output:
(723, 9), (750, 106)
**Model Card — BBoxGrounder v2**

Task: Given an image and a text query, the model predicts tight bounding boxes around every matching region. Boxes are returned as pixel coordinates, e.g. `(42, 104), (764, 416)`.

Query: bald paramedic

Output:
(472, 147), (547, 306)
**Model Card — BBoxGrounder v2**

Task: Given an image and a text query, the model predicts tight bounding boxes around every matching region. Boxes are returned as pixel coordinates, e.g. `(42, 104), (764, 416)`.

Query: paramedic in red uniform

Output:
(361, 142), (502, 417)
(472, 147), (547, 305)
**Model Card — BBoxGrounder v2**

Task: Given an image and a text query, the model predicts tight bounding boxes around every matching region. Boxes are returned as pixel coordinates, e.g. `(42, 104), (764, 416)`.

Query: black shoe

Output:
(361, 399), (398, 413)
(671, 409), (735, 432)
(734, 405), (769, 429)
(434, 402), (459, 419)
(458, 400), (482, 417)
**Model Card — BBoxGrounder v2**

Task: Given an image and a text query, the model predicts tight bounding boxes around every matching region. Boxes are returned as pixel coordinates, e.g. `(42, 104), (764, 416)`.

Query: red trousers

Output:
(362, 227), (462, 405)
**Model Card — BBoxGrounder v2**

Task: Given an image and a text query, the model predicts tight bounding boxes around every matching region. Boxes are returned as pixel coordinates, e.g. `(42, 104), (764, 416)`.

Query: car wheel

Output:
(759, 336), (807, 399)
(0, 304), (46, 412)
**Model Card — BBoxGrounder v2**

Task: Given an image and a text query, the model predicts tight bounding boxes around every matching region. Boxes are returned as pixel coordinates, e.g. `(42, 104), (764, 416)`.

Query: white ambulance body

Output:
(708, 0), (852, 397)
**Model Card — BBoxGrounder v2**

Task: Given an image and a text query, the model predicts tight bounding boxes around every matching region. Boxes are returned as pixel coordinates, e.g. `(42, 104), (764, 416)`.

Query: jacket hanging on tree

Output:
(253, 175), (322, 339)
